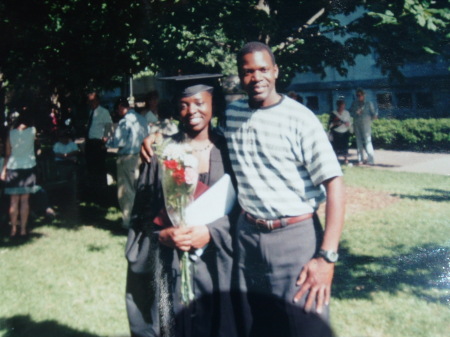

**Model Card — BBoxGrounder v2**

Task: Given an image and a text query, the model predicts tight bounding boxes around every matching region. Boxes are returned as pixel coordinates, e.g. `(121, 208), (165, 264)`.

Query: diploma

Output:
(185, 174), (236, 227)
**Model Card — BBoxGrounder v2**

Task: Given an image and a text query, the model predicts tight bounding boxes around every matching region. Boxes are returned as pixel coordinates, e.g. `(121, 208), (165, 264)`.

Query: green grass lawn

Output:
(331, 167), (450, 337)
(0, 168), (449, 337)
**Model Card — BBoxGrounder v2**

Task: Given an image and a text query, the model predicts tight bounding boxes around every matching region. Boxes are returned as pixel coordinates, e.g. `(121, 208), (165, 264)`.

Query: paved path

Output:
(347, 149), (450, 176)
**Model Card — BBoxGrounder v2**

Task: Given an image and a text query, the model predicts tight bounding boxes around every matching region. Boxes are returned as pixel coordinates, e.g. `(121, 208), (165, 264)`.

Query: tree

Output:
(141, 0), (449, 87)
(352, 0), (450, 78)
(0, 0), (151, 127)
(0, 0), (448, 117)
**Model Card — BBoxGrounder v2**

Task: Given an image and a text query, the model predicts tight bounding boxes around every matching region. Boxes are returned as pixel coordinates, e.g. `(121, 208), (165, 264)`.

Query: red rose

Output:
(172, 168), (186, 185)
(164, 160), (178, 170)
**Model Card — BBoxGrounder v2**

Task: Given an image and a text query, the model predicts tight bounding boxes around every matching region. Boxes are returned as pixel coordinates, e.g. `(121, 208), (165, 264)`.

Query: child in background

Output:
(53, 129), (79, 165)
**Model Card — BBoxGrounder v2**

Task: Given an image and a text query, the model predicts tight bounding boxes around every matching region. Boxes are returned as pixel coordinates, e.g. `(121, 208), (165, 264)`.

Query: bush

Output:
(372, 118), (450, 151)
(318, 114), (450, 152)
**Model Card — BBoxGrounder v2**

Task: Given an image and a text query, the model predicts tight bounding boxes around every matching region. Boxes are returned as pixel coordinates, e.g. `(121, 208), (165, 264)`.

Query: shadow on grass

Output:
(393, 188), (450, 203)
(0, 231), (46, 248)
(0, 184), (125, 247)
(42, 183), (125, 235)
(334, 242), (449, 304)
(0, 315), (111, 337)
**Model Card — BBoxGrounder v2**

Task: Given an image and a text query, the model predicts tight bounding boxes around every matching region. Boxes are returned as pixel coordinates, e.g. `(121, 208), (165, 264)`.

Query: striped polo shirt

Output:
(225, 95), (342, 219)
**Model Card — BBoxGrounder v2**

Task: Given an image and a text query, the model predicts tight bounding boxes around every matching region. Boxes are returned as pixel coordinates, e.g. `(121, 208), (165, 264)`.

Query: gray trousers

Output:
(354, 117), (375, 164)
(235, 213), (333, 337)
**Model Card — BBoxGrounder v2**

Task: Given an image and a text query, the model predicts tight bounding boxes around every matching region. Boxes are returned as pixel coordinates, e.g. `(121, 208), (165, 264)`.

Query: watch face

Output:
(320, 249), (338, 262)
(327, 251), (338, 262)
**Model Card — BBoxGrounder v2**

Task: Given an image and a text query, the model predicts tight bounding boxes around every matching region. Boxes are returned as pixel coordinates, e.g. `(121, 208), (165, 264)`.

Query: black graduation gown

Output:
(125, 133), (238, 337)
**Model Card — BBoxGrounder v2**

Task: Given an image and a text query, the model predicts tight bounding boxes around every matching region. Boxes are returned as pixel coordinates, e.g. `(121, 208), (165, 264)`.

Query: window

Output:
(376, 93), (393, 110)
(396, 93), (412, 109)
(306, 96), (319, 112)
(416, 92), (433, 109)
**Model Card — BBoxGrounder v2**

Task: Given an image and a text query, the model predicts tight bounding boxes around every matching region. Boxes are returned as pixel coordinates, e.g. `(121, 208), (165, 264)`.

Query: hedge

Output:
(318, 114), (450, 152)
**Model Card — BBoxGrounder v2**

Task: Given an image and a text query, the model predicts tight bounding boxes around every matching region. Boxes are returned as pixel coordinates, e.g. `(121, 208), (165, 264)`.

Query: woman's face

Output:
(179, 91), (213, 135)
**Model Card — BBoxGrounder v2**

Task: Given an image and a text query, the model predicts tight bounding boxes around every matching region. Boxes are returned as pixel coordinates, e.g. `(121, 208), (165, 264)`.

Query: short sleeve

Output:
(299, 114), (343, 186)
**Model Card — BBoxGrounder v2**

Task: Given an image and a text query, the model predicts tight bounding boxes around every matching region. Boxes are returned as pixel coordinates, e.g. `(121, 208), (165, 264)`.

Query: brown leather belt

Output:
(244, 212), (314, 231)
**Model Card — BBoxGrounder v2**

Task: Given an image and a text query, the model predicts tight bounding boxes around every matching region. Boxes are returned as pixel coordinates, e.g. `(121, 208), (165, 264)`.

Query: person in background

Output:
(349, 88), (377, 165)
(53, 129), (79, 165)
(141, 90), (159, 125)
(0, 135), (5, 178)
(1, 109), (40, 237)
(85, 92), (112, 195)
(0, 135), (6, 224)
(328, 98), (352, 164)
(287, 91), (303, 104)
(106, 97), (149, 229)
(149, 98), (179, 147)
(49, 105), (61, 139)
(53, 128), (80, 199)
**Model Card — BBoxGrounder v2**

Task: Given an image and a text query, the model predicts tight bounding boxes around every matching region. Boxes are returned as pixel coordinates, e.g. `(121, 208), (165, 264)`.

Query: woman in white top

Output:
(328, 98), (352, 164)
(0, 110), (39, 237)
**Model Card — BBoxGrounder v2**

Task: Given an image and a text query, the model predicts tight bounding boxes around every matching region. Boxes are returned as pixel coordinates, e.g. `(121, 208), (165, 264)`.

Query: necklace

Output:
(191, 141), (213, 153)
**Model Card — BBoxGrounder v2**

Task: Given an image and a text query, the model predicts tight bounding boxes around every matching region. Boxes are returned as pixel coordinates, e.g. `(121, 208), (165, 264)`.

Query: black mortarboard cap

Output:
(157, 73), (223, 98)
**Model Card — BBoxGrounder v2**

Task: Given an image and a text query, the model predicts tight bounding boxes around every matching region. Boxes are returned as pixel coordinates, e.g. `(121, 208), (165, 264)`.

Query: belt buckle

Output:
(256, 218), (273, 230)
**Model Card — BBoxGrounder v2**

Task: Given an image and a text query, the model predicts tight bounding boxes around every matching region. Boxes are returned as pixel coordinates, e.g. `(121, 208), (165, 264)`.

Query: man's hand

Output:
(158, 227), (192, 251)
(188, 225), (211, 249)
(293, 258), (335, 314)
(140, 134), (156, 163)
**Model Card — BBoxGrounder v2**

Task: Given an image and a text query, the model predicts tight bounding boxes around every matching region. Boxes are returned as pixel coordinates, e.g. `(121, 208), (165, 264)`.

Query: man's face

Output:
(239, 50), (279, 108)
(87, 94), (99, 109)
(179, 91), (213, 134)
(117, 104), (128, 117)
(357, 92), (365, 102)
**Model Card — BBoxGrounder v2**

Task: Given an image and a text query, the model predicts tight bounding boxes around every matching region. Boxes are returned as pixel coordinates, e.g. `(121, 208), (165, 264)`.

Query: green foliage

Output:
(358, 0), (450, 77)
(317, 113), (330, 128)
(318, 115), (450, 151)
(0, 0), (448, 108)
(372, 118), (450, 151)
(0, 0), (150, 100)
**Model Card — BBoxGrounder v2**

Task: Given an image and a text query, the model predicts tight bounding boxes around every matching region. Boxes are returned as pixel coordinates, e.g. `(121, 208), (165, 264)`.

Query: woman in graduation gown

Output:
(124, 76), (238, 337)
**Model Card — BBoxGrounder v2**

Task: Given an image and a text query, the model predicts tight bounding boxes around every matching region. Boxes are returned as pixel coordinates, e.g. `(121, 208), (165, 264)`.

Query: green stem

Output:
(180, 252), (194, 305)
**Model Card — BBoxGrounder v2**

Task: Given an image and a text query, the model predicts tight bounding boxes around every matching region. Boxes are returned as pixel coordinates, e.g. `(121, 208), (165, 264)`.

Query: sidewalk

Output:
(347, 149), (450, 176)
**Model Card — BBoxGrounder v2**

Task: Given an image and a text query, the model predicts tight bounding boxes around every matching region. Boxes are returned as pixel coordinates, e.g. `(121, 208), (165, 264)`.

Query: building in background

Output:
(287, 55), (449, 119)
(287, 10), (450, 119)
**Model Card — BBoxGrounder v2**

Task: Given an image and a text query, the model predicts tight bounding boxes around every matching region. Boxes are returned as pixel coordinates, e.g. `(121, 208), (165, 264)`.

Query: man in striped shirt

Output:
(228, 42), (344, 336)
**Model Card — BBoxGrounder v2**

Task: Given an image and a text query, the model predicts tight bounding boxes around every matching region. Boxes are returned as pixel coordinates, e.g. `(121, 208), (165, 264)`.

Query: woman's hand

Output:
(158, 227), (192, 251)
(189, 225), (211, 249)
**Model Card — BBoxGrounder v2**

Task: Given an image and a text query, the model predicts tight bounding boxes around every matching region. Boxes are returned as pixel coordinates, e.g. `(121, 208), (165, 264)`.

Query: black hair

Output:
(336, 96), (345, 106)
(87, 92), (101, 100)
(237, 41), (276, 69)
(116, 97), (130, 108)
(17, 107), (34, 126)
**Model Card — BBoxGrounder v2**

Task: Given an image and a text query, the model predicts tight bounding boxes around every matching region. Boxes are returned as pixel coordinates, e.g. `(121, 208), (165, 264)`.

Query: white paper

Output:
(185, 174), (236, 227)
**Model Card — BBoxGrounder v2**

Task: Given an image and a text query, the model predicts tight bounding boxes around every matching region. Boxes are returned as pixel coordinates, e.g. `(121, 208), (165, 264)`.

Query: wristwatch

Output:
(316, 249), (339, 263)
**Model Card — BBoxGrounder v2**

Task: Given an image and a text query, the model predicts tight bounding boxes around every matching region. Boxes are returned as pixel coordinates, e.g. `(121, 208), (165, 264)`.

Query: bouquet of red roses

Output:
(160, 142), (198, 305)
